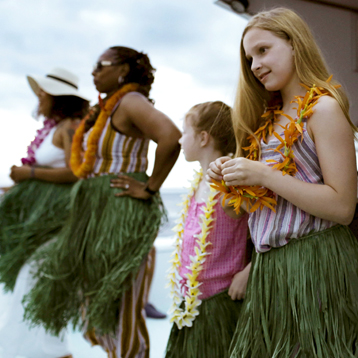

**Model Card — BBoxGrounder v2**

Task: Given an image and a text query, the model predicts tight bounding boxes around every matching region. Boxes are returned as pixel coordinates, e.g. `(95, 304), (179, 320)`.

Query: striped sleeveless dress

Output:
(84, 104), (149, 176)
(23, 97), (165, 358)
(229, 120), (358, 358)
(80, 100), (159, 358)
(250, 120), (335, 253)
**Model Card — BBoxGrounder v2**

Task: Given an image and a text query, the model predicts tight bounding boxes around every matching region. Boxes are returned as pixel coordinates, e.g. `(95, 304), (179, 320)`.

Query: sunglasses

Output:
(93, 60), (121, 71)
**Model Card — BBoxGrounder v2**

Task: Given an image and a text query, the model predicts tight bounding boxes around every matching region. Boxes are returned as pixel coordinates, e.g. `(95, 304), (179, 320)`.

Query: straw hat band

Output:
(27, 67), (90, 101)
(46, 74), (78, 89)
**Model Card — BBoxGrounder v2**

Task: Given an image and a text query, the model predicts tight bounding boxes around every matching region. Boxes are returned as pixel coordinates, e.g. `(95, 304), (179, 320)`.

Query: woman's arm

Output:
(111, 93), (181, 198)
(10, 165), (78, 184)
(0, 186), (12, 192)
(209, 96), (357, 225)
(30, 167), (77, 183)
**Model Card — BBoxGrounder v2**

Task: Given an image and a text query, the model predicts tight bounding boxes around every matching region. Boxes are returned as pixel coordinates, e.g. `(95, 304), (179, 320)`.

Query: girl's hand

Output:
(221, 158), (268, 187)
(110, 175), (152, 200)
(228, 263), (251, 300)
(10, 165), (32, 183)
(207, 156), (232, 182)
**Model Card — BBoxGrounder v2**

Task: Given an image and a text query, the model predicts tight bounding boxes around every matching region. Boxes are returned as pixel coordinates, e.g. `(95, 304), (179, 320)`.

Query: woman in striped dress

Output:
(208, 8), (358, 358)
(23, 46), (181, 358)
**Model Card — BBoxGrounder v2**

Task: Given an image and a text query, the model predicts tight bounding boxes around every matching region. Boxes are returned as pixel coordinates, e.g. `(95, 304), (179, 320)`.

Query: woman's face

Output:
(243, 27), (296, 92)
(92, 48), (128, 94)
(37, 89), (53, 117)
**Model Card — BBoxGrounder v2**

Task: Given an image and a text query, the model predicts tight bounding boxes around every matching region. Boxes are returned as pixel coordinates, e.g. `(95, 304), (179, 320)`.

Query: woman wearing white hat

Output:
(0, 67), (89, 358)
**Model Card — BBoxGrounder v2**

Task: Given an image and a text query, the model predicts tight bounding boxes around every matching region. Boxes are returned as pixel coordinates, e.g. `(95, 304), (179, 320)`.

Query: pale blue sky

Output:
(0, 0), (247, 187)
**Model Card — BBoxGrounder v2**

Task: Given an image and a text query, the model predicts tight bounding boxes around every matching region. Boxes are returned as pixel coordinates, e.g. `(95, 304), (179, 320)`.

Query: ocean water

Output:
(157, 188), (187, 238)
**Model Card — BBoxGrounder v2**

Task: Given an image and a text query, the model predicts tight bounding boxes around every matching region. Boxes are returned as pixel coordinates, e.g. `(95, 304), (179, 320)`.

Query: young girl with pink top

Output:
(165, 101), (252, 358)
(208, 8), (358, 358)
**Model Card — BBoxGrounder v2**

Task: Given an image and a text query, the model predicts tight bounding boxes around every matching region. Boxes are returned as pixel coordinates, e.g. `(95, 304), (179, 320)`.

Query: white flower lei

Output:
(167, 169), (218, 329)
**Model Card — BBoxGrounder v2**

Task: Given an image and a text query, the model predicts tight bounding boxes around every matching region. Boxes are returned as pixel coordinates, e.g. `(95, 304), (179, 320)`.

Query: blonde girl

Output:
(166, 101), (252, 358)
(208, 8), (358, 358)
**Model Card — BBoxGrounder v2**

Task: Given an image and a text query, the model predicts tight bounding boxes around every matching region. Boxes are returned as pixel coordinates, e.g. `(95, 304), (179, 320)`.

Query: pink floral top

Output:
(179, 195), (251, 300)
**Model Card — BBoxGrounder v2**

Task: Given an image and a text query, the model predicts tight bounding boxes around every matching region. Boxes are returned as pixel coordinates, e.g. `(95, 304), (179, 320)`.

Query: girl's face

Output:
(91, 48), (128, 94)
(243, 27), (296, 92)
(178, 116), (201, 162)
(37, 89), (53, 117)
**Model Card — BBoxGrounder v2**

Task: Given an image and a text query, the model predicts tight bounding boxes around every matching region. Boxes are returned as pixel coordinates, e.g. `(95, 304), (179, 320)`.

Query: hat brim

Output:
(27, 75), (90, 101)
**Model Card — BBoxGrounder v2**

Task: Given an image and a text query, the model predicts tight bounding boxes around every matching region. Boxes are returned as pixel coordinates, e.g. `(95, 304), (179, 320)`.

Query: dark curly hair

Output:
(37, 95), (89, 120)
(84, 46), (155, 132)
(109, 46), (155, 99)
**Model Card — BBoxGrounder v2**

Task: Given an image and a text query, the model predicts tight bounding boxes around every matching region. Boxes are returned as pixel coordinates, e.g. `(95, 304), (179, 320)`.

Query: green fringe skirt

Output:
(0, 179), (73, 291)
(165, 290), (243, 358)
(23, 173), (166, 336)
(229, 225), (358, 358)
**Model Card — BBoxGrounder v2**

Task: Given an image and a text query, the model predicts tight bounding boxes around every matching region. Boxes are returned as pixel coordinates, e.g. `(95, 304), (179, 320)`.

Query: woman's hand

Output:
(0, 186), (12, 193)
(110, 175), (152, 200)
(10, 165), (32, 183)
(207, 156), (232, 182)
(221, 158), (269, 187)
(228, 263), (251, 300)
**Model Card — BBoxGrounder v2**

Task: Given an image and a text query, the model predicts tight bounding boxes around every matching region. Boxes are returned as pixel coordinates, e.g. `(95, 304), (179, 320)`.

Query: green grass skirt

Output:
(165, 290), (243, 358)
(23, 173), (166, 336)
(0, 179), (73, 291)
(229, 225), (358, 358)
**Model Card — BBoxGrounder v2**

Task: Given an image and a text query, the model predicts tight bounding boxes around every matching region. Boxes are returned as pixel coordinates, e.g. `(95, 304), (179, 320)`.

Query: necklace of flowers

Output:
(21, 118), (58, 166)
(70, 83), (139, 178)
(167, 169), (218, 329)
(211, 76), (340, 214)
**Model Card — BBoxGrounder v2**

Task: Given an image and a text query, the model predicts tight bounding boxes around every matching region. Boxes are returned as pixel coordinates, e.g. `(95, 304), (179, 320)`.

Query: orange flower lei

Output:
(212, 76), (340, 214)
(70, 83), (139, 178)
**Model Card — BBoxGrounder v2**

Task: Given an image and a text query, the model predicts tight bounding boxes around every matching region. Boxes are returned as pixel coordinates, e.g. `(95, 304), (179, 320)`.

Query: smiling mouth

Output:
(259, 71), (270, 81)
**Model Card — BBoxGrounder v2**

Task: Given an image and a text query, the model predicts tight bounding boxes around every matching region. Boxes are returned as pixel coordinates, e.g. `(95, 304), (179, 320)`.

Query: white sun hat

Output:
(27, 67), (90, 101)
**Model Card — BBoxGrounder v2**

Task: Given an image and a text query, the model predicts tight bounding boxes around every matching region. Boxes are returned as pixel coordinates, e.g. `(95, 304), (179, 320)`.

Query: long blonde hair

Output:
(234, 7), (354, 157)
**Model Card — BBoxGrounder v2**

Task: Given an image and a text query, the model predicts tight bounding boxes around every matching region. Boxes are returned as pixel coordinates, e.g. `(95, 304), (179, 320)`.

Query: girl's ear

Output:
(290, 40), (295, 55)
(200, 131), (210, 147)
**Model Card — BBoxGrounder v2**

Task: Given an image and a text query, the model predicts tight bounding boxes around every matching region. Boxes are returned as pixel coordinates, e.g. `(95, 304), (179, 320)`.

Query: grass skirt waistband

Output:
(23, 173), (166, 336)
(229, 225), (358, 358)
(0, 179), (73, 291)
(165, 290), (243, 358)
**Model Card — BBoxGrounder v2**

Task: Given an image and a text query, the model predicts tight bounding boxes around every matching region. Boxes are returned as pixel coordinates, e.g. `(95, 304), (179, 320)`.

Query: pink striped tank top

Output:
(250, 120), (335, 253)
(83, 100), (149, 176)
(179, 195), (251, 300)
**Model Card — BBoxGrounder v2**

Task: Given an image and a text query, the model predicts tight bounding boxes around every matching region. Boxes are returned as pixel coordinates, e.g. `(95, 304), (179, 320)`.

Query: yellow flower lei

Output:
(70, 83), (139, 178)
(212, 77), (340, 214)
(167, 169), (218, 329)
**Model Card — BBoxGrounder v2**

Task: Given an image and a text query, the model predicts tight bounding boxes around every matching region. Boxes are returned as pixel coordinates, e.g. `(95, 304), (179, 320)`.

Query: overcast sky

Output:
(0, 0), (247, 188)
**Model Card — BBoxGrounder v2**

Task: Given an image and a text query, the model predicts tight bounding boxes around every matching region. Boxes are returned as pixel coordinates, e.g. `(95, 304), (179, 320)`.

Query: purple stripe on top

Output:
(249, 121), (335, 253)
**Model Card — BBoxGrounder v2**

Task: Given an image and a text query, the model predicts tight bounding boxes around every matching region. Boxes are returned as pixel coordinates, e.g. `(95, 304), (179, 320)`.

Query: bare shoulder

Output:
(308, 95), (349, 138)
(121, 91), (153, 108)
(58, 118), (81, 140)
(61, 118), (81, 129)
(310, 95), (346, 124)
